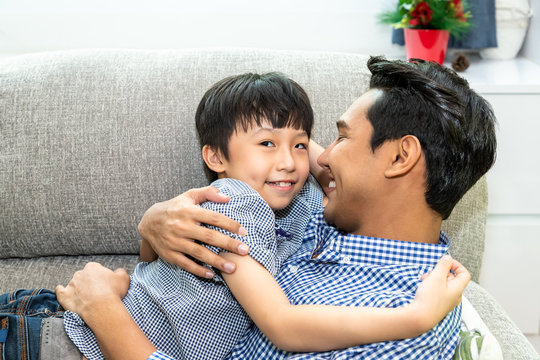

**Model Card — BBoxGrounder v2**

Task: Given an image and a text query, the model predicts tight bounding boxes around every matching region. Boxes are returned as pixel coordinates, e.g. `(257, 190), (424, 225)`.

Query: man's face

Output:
(219, 120), (310, 210)
(317, 90), (391, 233)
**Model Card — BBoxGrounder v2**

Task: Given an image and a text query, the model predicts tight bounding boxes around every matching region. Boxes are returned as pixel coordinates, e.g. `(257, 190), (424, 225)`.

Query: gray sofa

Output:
(0, 48), (537, 359)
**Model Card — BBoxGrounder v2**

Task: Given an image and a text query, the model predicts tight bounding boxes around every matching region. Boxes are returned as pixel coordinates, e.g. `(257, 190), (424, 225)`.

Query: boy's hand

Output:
(411, 255), (471, 331)
(138, 185), (249, 279)
(56, 262), (130, 319)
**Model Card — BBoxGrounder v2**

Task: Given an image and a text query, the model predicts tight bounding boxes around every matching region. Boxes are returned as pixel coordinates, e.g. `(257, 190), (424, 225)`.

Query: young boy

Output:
(0, 72), (466, 360)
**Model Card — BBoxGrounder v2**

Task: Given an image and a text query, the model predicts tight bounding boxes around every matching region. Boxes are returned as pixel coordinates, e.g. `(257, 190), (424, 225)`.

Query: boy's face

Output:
(219, 120), (310, 210)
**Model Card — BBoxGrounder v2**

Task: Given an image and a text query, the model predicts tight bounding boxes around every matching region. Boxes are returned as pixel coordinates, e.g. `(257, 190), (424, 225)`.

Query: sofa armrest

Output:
(465, 281), (538, 359)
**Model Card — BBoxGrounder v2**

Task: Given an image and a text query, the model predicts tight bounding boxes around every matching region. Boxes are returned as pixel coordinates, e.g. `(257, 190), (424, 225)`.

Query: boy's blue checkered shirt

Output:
(150, 209), (461, 360)
(63, 176), (323, 360)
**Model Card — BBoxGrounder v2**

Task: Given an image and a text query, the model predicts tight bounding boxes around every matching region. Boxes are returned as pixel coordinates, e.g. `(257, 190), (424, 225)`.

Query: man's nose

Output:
(317, 142), (333, 169)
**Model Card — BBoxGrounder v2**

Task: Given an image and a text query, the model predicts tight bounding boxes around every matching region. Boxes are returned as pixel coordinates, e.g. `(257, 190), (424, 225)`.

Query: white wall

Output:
(0, 0), (403, 57)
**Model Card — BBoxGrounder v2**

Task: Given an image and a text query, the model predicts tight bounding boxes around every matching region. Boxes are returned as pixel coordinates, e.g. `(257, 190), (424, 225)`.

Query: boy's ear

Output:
(384, 135), (422, 178)
(202, 145), (226, 173)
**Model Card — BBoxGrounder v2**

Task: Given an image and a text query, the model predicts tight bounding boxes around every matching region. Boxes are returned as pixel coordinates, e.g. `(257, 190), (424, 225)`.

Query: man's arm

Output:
(221, 253), (469, 352)
(56, 263), (158, 360)
(138, 185), (248, 278)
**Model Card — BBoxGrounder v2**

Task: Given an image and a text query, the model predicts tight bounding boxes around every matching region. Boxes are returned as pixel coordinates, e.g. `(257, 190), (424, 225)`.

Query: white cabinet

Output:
(460, 57), (540, 339)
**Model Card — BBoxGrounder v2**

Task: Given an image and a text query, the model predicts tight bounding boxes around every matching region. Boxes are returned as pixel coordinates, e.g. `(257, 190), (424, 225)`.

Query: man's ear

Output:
(202, 145), (226, 173)
(384, 135), (422, 178)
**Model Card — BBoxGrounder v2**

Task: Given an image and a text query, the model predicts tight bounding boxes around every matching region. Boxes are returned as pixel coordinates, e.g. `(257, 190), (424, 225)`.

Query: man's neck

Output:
(350, 204), (443, 244)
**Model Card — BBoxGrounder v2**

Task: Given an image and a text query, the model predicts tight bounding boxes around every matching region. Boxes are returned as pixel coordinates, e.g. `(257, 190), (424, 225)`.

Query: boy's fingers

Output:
(449, 259), (471, 284)
(431, 255), (453, 278)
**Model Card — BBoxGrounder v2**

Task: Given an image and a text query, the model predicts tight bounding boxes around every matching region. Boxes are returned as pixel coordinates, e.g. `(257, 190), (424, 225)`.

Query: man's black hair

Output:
(195, 72), (314, 181)
(366, 56), (497, 219)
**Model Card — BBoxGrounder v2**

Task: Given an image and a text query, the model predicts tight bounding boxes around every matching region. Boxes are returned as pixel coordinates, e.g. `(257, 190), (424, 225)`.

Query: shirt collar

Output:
(312, 212), (450, 268)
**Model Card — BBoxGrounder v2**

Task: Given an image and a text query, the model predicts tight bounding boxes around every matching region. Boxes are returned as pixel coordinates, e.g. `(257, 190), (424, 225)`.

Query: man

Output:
(57, 56), (496, 359)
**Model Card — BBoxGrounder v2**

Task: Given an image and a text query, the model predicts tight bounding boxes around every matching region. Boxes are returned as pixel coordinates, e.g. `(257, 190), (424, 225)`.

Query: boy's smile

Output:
(208, 121), (310, 211)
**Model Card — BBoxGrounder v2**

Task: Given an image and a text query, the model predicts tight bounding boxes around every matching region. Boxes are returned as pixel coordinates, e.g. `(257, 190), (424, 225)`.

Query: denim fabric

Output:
(0, 289), (63, 360)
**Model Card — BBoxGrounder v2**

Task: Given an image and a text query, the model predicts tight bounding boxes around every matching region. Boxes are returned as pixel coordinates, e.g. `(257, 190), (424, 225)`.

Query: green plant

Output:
(379, 0), (472, 37)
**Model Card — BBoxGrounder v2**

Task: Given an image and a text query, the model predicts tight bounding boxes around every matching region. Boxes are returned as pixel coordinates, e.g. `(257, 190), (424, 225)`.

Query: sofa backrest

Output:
(0, 48), (486, 281)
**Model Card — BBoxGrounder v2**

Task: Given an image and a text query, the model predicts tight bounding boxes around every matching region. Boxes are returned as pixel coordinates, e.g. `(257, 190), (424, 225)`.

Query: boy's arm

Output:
(221, 253), (468, 352)
(308, 139), (328, 189)
(140, 237), (158, 262)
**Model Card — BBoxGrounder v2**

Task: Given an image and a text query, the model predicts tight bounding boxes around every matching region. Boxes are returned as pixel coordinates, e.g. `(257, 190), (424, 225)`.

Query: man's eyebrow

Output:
(336, 120), (350, 131)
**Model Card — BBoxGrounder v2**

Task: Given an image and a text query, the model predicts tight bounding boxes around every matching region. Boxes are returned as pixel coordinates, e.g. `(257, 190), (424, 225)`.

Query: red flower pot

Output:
(404, 28), (450, 64)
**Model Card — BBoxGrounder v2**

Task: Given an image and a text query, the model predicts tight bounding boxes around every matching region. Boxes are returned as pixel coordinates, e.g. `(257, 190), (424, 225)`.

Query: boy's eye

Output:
(260, 141), (275, 147)
(295, 143), (308, 149)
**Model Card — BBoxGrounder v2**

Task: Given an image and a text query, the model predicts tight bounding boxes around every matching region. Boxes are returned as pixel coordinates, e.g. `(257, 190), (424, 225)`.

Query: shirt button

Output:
(289, 265), (298, 273)
(342, 255), (352, 264)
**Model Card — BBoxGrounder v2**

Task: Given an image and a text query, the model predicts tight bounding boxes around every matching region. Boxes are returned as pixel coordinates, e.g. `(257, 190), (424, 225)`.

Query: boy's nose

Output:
(276, 149), (296, 171)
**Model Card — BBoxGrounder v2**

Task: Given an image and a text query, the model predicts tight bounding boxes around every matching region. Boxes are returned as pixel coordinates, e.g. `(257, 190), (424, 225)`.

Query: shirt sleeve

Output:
(203, 178), (280, 276)
(147, 351), (175, 360)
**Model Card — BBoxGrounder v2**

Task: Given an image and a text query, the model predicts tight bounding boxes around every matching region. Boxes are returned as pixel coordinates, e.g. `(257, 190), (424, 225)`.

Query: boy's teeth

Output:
(328, 181), (336, 188)
(269, 182), (291, 187)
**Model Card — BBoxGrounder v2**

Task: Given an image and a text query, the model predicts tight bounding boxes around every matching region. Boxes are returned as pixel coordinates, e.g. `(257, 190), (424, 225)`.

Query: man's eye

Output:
(295, 143), (308, 149)
(260, 141), (275, 147)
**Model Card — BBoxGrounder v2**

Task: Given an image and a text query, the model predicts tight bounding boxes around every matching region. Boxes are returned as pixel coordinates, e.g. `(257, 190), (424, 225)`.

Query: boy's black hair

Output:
(195, 72), (314, 181)
(366, 56), (497, 219)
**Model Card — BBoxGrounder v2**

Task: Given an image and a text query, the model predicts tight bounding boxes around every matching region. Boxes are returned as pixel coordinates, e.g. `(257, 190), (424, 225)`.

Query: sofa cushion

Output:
(0, 49), (371, 259)
(0, 48), (486, 282)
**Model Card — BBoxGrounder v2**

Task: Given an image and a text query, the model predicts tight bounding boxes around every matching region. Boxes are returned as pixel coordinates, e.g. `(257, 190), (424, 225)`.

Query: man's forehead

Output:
(338, 90), (380, 128)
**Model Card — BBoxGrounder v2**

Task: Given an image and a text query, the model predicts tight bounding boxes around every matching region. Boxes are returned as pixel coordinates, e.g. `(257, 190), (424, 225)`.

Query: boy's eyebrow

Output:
(253, 127), (308, 137)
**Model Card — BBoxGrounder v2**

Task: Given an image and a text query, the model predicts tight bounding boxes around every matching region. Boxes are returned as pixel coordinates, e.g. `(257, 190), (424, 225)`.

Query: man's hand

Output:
(411, 255), (471, 331)
(56, 263), (157, 360)
(138, 185), (249, 279)
(55, 262), (130, 320)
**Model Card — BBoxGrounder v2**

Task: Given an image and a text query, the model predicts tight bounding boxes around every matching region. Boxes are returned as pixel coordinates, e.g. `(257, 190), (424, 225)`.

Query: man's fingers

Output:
(190, 224), (248, 255)
(172, 239), (238, 275)
(189, 205), (247, 238)
(165, 251), (218, 279)
(55, 285), (65, 295)
(184, 186), (229, 205)
(203, 186), (231, 204)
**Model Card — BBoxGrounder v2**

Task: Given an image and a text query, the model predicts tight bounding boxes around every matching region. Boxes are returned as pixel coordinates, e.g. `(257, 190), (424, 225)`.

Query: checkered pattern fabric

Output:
(63, 177), (322, 360)
(226, 209), (461, 359)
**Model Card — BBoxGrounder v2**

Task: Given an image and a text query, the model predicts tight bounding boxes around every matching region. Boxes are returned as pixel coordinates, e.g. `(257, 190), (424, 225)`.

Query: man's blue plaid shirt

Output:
(226, 210), (461, 359)
(149, 210), (460, 360)
(63, 176), (323, 360)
